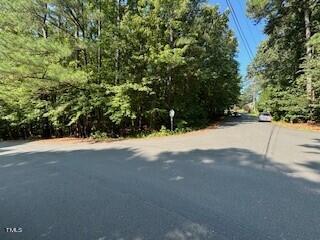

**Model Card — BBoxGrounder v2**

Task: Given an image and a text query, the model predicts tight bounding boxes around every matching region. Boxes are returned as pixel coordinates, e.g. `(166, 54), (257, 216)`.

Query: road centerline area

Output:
(263, 125), (277, 163)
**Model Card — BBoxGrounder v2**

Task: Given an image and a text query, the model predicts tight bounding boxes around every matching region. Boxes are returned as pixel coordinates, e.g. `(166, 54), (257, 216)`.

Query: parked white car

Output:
(259, 112), (272, 122)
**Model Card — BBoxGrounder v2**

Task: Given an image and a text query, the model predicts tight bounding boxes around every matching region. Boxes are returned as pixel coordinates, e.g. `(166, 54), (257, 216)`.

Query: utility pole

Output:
(252, 77), (256, 111)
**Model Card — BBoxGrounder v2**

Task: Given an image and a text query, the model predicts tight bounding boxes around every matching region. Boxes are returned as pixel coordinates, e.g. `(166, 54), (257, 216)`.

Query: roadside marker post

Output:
(169, 109), (175, 131)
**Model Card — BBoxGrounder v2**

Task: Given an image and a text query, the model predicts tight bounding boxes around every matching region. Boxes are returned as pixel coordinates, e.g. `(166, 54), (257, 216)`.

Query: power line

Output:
(237, 0), (258, 46)
(225, 0), (256, 107)
(225, 0), (254, 60)
(226, 0), (254, 59)
(228, 0), (255, 58)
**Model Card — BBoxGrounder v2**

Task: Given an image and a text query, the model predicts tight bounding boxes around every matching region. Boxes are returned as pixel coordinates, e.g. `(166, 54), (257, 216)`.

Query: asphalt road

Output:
(0, 115), (320, 240)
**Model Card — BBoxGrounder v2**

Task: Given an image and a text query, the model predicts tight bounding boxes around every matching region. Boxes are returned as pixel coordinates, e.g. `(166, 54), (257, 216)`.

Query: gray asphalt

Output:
(0, 115), (320, 240)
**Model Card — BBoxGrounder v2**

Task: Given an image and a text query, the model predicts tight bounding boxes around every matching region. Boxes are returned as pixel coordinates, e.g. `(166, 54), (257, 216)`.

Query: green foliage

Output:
(256, 87), (309, 122)
(90, 131), (109, 141)
(247, 0), (320, 122)
(134, 125), (193, 138)
(176, 120), (188, 129)
(0, 0), (240, 139)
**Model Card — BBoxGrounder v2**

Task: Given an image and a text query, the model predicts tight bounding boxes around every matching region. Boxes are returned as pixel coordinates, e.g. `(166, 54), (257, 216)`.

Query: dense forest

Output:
(0, 0), (240, 139)
(246, 0), (320, 122)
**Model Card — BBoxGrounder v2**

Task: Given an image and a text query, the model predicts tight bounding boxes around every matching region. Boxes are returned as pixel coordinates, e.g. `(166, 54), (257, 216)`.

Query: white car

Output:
(259, 112), (272, 122)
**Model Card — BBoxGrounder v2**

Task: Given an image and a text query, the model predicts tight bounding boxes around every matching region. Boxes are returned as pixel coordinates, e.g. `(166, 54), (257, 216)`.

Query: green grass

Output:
(134, 127), (193, 139)
(89, 127), (193, 142)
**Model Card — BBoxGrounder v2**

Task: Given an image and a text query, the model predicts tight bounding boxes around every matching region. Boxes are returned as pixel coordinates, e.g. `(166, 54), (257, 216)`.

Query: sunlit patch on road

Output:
(169, 176), (184, 181)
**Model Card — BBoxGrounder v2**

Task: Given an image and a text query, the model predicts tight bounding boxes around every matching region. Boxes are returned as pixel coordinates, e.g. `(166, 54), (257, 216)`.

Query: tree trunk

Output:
(304, 6), (314, 100)
(98, 0), (102, 81)
(115, 0), (121, 84)
(167, 21), (174, 107)
(42, 3), (48, 39)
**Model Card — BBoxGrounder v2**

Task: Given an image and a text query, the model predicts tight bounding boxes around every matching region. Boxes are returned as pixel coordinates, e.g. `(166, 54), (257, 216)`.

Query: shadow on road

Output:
(300, 139), (320, 151)
(299, 139), (320, 157)
(296, 139), (320, 176)
(298, 161), (320, 173)
(0, 141), (32, 155)
(1, 145), (320, 240)
(0, 140), (34, 148)
(219, 114), (258, 128)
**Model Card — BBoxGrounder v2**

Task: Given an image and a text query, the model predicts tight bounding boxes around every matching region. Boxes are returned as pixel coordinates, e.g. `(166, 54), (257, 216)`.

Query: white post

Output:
(169, 109), (175, 131)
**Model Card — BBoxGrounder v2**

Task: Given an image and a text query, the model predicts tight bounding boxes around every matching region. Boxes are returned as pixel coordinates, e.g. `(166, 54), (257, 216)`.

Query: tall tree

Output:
(247, 0), (320, 122)
(0, 0), (240, 139)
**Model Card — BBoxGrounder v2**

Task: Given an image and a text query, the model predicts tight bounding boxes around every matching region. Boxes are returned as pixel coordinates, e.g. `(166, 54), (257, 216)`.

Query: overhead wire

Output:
(237, 0), (259, 46)
(225, 0), (254, 60)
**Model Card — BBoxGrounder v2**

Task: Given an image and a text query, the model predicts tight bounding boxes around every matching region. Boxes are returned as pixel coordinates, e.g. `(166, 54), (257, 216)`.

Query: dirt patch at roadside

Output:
(32, 136), (126, 145)
(274, 121), (320, 132)
(34, 137), (97, 145)
(32, 136), (138, 146)
(25, 118), (224, 145)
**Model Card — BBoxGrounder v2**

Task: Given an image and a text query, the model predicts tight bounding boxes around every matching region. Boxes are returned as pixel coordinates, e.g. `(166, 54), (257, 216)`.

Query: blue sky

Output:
(208, 0), (265, 79)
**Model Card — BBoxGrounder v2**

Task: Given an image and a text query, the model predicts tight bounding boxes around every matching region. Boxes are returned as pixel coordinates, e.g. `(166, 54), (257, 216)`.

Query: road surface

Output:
(0, 115), (319, 240)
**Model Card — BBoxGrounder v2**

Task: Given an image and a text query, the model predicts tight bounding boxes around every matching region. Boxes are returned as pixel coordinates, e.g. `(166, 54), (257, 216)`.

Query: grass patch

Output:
(89, 131), (124, 142)
(134, 126), (194, 138)
(90, 126), (194, 141)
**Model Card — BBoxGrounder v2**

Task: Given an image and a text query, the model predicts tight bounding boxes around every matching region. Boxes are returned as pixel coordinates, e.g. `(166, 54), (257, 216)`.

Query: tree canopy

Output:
(247, 0), (320, 122)
(0, 0), (240, 139)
